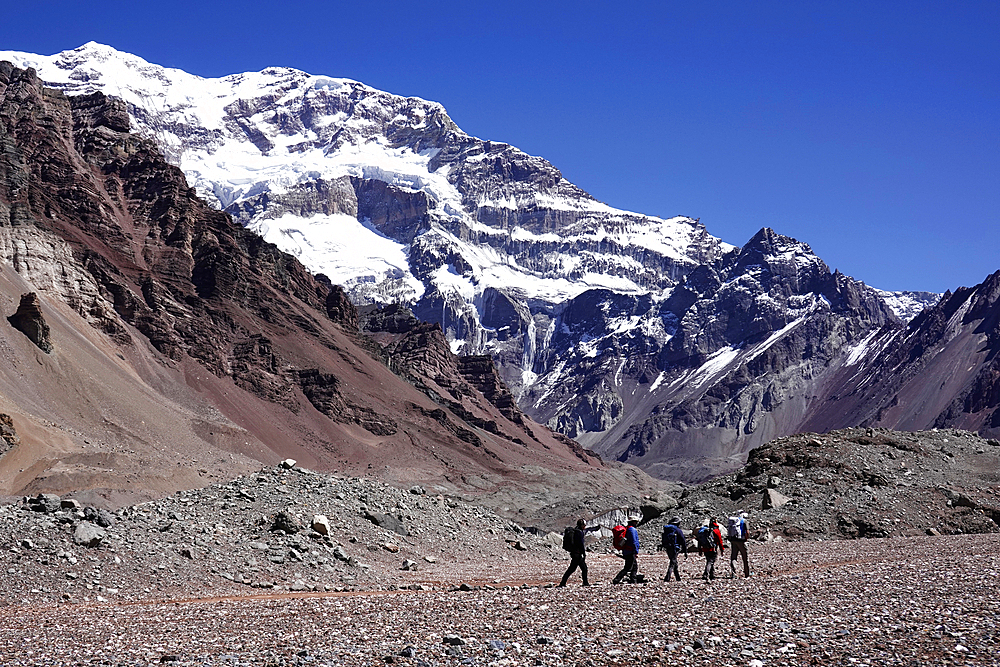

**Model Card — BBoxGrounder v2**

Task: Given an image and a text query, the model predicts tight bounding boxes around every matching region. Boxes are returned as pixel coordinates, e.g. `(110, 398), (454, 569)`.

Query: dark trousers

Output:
(665, 552), (681, 581)
(560, 552), (588, 586)
(703, 550), (718, 579)
(729, 538), (750, 577)
(613, 552), (638, 584)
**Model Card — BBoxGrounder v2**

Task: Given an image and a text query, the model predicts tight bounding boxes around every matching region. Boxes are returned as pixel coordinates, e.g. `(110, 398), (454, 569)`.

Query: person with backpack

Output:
(660, 516), (687, 581)
(727, 513), (751, 578)
(612, 517), (641, 584)
(695, 517), (725, 581)
(558, 519), (600, 587)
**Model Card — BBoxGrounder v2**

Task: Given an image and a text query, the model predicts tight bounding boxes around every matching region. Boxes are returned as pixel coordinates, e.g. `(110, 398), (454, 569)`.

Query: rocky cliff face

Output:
(520, 228), (905, 481)
(798, 269), (1000, 438)
(0, 62), (667, 517)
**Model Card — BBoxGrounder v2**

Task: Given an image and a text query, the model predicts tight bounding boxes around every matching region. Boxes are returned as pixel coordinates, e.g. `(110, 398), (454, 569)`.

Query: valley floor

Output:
(0, 534), (996, 666)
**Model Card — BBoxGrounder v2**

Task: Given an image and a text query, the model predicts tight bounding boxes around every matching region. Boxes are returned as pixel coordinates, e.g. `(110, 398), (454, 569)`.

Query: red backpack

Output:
(612, 525), (628, 550)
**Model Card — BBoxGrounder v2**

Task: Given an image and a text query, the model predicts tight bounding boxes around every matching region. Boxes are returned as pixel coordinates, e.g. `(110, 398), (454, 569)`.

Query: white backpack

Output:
(727, 516), (746, 540)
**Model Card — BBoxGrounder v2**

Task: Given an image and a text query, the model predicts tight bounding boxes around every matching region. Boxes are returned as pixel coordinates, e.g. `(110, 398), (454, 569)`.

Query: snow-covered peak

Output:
(1, 43), (733, 376)
(873, 288), (941, 322)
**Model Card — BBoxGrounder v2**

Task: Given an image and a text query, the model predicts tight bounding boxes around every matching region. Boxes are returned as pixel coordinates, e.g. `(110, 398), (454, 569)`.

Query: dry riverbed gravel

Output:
(0, 534), (997, 665)
(0, 456), (997, 665)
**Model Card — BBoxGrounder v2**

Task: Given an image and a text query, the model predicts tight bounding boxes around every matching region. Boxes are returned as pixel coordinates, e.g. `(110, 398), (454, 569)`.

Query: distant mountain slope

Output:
(0, 61), (668, 519)
(2, 44), (963, 484)
(802, 270), (1000, 438)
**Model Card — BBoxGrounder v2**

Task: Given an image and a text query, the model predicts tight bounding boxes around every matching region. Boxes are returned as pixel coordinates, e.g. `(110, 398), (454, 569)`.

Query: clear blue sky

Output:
(3, 1), (998, 293)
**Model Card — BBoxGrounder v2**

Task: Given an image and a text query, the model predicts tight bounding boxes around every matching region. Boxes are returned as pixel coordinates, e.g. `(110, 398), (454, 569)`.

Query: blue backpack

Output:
(661, 525), (681, 552)
(696, 525), (714, 551)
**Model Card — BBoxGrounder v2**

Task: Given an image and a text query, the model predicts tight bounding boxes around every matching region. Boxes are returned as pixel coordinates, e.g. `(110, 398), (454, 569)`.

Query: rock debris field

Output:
(0, 456), (997, 665)
(0, 536), (997, 666)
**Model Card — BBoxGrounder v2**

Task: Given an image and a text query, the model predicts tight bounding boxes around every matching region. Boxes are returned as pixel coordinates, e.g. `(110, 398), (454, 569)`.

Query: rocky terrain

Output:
(669, 426), (1000, 541)
(0, 436), (997, 665)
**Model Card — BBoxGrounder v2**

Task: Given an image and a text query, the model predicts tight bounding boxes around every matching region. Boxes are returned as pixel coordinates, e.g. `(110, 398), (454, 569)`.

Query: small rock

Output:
(401, 559), (417, 571)
(311, 515), (331, 536)
(443, 635), (465, 646)
(280, 459), (297, 469)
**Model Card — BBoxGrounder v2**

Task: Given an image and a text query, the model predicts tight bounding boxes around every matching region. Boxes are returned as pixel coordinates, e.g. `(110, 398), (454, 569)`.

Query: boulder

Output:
(271, 510), (302, 534)
(84, 507), (115, 527)
(364, 511), (408, 536)
(28, 494), (61, 513)
(73, 522), (106, 548)
(762, 488), (792, 510)
(640, 495), (679, 523)
(311, 514), (331, 536)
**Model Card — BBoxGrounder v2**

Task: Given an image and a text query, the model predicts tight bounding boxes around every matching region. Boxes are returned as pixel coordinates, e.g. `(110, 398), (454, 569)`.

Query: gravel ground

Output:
(0, 534), (996, 666)
(1, 435), (997, 666)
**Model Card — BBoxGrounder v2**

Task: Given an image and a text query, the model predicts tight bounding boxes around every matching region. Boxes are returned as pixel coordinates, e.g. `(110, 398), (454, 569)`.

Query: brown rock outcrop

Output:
(7, 292), (52, 353)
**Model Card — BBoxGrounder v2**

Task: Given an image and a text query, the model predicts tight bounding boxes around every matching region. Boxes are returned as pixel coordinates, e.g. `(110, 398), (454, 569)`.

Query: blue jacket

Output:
(623, 525), (640, 555)
(661, 524), (687, 556)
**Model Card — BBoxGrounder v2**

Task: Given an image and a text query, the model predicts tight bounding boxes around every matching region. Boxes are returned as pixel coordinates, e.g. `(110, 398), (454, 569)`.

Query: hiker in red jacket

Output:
(696, 517), (725, 581)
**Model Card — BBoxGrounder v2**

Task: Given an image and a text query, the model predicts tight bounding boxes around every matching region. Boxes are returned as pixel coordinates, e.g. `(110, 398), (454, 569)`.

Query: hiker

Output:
(559, 519), (600, 587)
(612, 517), (641, 584)
(727, 513), (751, 578)
(660, 516), (687, 581)
(695, 517), (725, 581)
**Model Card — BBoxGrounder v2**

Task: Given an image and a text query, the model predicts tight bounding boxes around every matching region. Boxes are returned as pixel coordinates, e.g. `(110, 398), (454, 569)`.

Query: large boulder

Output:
(762, 488), (792, 510)
(73, 522), (106, 548)
(364, 511), (409, 536)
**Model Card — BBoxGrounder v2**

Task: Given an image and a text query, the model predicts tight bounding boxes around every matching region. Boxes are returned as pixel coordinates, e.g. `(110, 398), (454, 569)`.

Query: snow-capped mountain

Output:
(2, 43), (949, 481)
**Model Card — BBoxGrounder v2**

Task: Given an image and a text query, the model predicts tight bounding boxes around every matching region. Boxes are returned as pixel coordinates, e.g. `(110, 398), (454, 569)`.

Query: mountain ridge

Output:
(1, 44), (973, 485)
(0, 60), (669, 523)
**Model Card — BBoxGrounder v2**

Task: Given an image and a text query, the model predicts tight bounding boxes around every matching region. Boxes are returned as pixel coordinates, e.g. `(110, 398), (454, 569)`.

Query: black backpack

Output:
(562, 526), (575, 551)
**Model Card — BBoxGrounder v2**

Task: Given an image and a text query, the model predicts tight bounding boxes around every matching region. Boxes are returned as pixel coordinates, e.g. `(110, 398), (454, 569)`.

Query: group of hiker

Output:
(559, 513), (751, 586)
